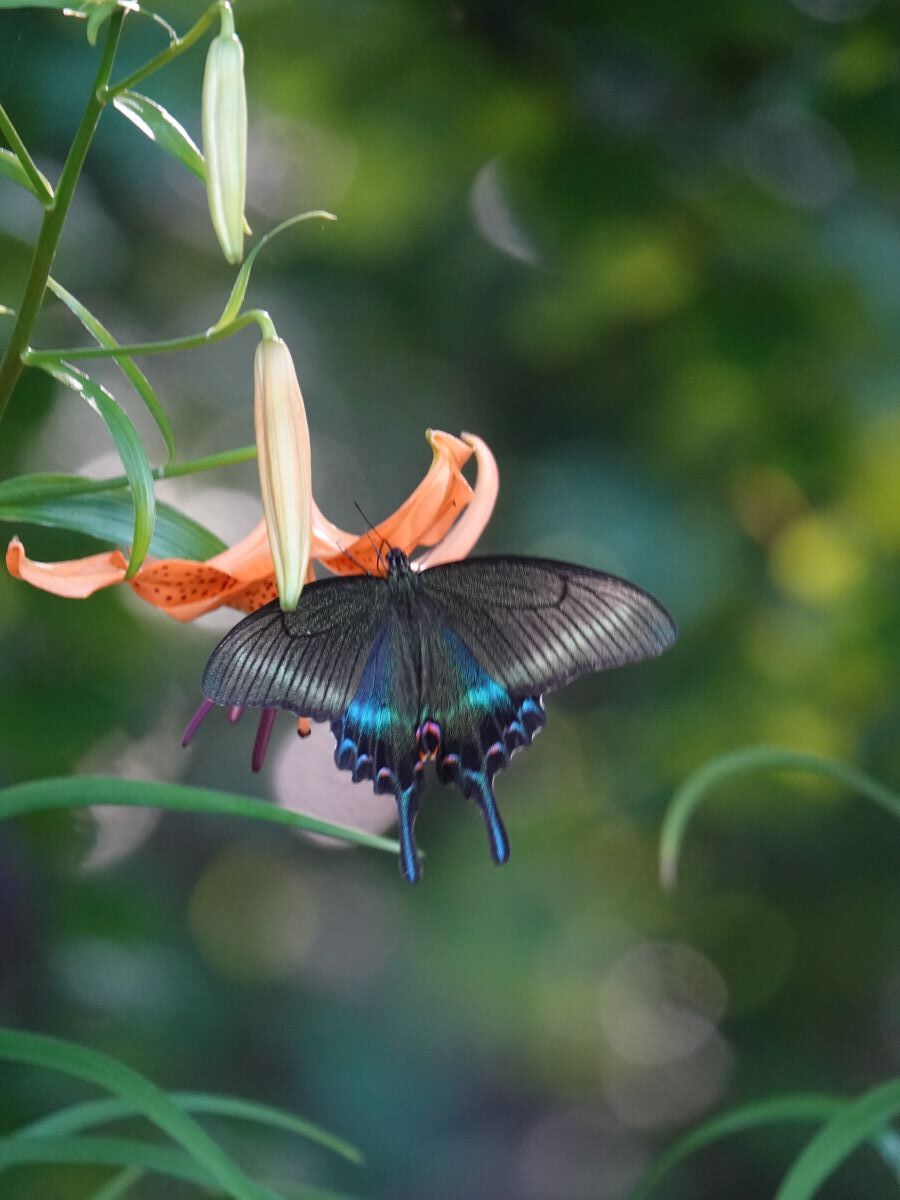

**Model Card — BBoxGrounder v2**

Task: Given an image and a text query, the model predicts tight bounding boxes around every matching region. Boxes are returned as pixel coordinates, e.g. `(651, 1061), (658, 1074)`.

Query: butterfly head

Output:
(386, 547), (411, 576)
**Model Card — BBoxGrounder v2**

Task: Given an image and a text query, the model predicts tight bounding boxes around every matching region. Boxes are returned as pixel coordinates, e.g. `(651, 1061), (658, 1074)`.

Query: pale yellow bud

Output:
(202, 10), (247, 264)
(254, 338), (313, 611)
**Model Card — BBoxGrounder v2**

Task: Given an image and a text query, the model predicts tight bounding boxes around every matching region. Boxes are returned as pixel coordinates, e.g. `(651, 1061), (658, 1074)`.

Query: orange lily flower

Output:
(5, 430), (498, 622)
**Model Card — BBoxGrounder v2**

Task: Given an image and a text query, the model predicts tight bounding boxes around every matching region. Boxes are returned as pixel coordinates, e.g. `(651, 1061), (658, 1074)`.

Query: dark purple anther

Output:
(251, 708), (278, 772)
(182, 698), (215, 747)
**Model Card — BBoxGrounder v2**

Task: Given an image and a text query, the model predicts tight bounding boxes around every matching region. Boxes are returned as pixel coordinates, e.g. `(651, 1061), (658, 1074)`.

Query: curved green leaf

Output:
(777, 1079), (900, 1199)
(20, 1092), (361, 1165)
(0, 776), (401, 857)
(84, 1166), (142, 1200)
(86, 0), (117, 45)
(112, 90), (204, 181)
(0, 1030), (266, 1200)
(628, 1094), (843, 1200)
(216, 211), (337, 330)
(32, 359), (155, 577)
(0, 147), (52, 200)
(47, 276), (175, 463)
(0, 490), (225, 560)
(0, 1134), (257, 1195)
(659, 746), (900, 890)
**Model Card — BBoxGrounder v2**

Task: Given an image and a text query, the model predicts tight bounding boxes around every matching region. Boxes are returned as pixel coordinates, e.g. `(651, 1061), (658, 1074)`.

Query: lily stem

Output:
(0, 102), (54, 207)
(0, 9), (125, 431)
(24, 311), (271, 364)
(105, 1), (225, 99)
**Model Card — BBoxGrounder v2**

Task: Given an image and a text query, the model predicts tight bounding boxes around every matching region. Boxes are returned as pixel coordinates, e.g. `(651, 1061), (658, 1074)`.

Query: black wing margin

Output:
(202, 574), (388, 720)
(418, 555), (677, 695)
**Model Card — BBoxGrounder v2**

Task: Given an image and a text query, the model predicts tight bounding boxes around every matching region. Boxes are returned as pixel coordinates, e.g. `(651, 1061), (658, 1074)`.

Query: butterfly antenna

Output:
(354, 501), (388, 572)
(335, 540), (371, 576)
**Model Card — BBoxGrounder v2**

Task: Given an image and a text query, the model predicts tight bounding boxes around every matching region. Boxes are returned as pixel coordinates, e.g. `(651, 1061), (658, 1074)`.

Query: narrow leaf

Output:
(0, 1134), (254, 1195)
(0, 491), (225, 560)
(35, 359), (156, 577)
(0, 147), (52, 200)
(113, 90), (205, 182)
(628, 1094), (843, 1200)
(86, 0), (118, 45)
(0, 776), (401, 857)
(0, 1030), (266, 1200)
(216, 211), (337, 330)
(20, 1092), (361, 1165)
(47, 276), (175, 462)
(659, 746), (900, 890)
(84, 1166), (143, 1200)
(777, 1079), (900, 1200)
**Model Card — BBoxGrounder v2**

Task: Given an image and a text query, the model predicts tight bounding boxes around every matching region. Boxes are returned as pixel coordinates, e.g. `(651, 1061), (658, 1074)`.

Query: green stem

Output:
(0, 102), (54, 207)
(106, 1), (226, 99)
(658, 745), (900, 890)
(24, 310), (270, 364)
(44, 445), (257, 500)
(0, 10), (125, 428)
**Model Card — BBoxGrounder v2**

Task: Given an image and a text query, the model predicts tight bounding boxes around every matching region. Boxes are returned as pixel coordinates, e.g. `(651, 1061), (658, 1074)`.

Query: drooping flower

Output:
(202, 2), (247, 264)
(5, 430), (498, 620)
(7, 428), (498, 773)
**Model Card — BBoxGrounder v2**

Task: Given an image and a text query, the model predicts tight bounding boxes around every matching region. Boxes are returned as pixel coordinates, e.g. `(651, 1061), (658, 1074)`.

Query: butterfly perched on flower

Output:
(201, 547), (677, 882)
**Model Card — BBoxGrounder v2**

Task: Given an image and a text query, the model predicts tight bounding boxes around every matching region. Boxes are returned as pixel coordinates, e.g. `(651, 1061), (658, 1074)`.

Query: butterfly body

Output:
(202, 549), (676, 882)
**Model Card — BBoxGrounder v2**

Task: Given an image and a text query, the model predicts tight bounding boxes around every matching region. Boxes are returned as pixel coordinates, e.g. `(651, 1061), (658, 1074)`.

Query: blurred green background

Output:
(1, 0), (900, 1196)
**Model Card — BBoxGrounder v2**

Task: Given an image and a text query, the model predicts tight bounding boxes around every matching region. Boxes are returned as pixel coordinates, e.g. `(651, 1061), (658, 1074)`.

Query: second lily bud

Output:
(254, 337), (313, 611)
(202, 4), (247, 264)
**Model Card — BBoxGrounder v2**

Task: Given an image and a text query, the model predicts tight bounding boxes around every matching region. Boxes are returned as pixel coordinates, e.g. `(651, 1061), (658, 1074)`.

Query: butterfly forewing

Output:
(202, 574), (387, 719)
(418, 556), (677, 695)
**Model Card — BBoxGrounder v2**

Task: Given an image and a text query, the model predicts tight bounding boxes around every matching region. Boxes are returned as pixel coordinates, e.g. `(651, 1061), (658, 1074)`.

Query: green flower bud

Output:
(254, 337), (313, 611)
(202, 6), (247, 264)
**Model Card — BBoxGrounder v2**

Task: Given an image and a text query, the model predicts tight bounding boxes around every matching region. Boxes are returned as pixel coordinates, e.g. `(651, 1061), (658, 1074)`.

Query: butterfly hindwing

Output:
(329, 607), (424, 882)
(416, 616), (546, 869)
(418, 556), (677, 695)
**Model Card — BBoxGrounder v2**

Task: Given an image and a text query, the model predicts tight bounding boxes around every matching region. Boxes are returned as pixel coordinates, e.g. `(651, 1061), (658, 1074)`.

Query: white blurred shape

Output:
(248, 113), (358, 219)
(603, 1032), (732, 1130)
(272, 722), (398, 849)
(598, 942), (727, 1066)
(517, 1107), (647, 1200)
(741, 104), (854, 209)
(790, 0), (881, 20)
(471, 160), (540, 266)
(76, 700), (189, 873)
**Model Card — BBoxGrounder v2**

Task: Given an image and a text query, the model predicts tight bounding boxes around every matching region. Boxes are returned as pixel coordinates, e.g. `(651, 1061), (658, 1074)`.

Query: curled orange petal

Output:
(416, 432), (498, 567)
(313, 429), (475, 574)
(6, 536), (128, 599)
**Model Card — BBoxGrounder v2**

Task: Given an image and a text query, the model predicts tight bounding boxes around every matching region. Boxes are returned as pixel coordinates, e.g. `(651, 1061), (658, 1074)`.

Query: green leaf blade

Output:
(34, 360), (156, 576)
(19, 1092), (362, 1165)
(47, 277), (176, 463)
(776, 1079), (900, 1200)
(0, 147), (52, 201)
(0, 776), (402, 857)
(0, 489), (226, 560)
(0, 1030), (268, 1200)
(112, 90), (205, 182)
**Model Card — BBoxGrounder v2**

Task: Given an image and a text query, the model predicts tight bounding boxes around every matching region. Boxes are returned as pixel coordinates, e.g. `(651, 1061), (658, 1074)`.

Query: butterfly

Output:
(201, 548), (677, 882)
